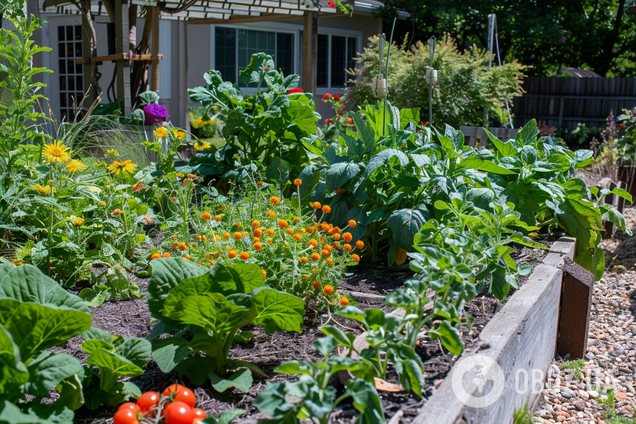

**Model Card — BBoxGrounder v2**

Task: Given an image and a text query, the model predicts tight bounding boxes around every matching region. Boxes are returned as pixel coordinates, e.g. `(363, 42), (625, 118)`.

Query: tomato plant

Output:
(163, 384), (196, 408)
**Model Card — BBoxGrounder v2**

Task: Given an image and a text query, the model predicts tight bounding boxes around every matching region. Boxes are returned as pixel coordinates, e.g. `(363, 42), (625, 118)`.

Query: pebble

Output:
(533, 206), (636, 423)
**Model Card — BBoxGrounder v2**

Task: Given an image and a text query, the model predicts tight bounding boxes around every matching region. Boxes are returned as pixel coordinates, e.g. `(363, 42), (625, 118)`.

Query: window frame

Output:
(210, 22), (362, 95)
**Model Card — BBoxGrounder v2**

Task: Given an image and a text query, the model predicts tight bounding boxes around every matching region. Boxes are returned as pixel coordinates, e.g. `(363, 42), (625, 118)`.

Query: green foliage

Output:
(78, 264), (142, 307)
(80, 328), (150, 409)
(561, 359), (586, 381)
(148, 258), (304, 391)
(344, 35), (525, 128)
(254, 336), (385, 424)
(512, 399), (532, 424)
(0, 263), (91, 424)
(187, 53), (320, 182)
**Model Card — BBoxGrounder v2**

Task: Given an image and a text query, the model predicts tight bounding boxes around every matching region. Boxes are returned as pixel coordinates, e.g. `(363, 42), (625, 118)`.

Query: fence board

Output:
(513, 77), (636, 130)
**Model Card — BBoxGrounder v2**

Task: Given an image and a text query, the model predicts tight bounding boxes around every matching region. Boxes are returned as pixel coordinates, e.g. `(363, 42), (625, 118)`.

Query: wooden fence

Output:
(512, 77), (636, 130)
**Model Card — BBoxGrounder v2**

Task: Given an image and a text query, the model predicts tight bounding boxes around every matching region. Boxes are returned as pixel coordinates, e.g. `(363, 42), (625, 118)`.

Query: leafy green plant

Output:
(561, 359), (585, 381)
(80, 328), (151, 409)
(254, 336), (385, 424)
(187, 53), (319, 182)
(78, 263), (142, 307)
(148, 258), (304, 392)
(512, 399), (532, 424)
(0, 263), (92, 423)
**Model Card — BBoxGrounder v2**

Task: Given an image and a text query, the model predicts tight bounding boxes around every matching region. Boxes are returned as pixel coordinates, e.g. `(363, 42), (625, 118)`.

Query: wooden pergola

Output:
(40, 0), (363, 115)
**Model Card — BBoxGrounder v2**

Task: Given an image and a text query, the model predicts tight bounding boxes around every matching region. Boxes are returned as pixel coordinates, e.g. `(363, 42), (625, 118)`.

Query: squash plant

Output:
(148, 258), (304, 392)
(483, 119), (632, 279)
(187, 53), (319, 182)
(0, 263), (92, 424)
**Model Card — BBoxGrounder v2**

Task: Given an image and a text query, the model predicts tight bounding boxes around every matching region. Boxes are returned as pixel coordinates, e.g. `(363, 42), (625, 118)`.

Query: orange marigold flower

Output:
(178, 242), (186, 251)
(151, 252), (161, 260)
(294, 217), (300, 223)
(351, 254), (361, 262)
(257, 181), (264, 186)
(308, 239), (319, 248)
(343, 232), (353, 242)
(228, 250), (238, 259)
(340, 296), (349, 306)
(214, 251), (221, 258)
(321, 249), (330, 257)
(261, 269), (267, 279)
(278, 219), (288, 228)
(267, 228), (275, 235)
(191, 243), (197, 248)
(266, 210), (277, 217)
(144, 215), (152, 224)
(206, 253), (212, 260)
(171, 244), (177, 251)
(313, 281), (321, 290)
(173, 235), (178, 241)
(252, 220), (260, 228)
(254, 237), (260, 242)
(356, 240), (365, 249)
(254, 242), (263, 250)
(321, 223), (331, 231)
(240, 251), (249, 260)
(344, 243), (352, 252)
(202, 212), (211, 220)
(201, 235), (207, 241)
(324, 285), (334, 295)
(306, 226), (315, 233)
(266, 238), (273, 244)
(299, 228), (306, 233)
(300, 256), (309, 264)
(312, 201), (321, 209)
(333, 234), (341, 240)
(348, 220), (357, 228)
(112, 209), (121, 216)
(183, 255), (190, 261)
(234, 232), (242, 240)
(294, 178), (302, 186)
(163, 252), (171, 258)
(98, 201), (106, 207)
(324, 245), (333, 252)
(286, 228), (294, 235)
(311, 253), (320, 261)
(215, 215), (222, 221)
(171, 197), (177, 202)
(209, 261), (215, 266)
(326, 258), (334, 265)
(334, 242), (340, 248)
(254, 228), (263, 237)
(322, 205), (332, 214)
(222, 232), (230, 239)
(270, 196), (280, 205)
(335, 188), (346, 195)
(242, 231), (249, 237)
(313, 268), (318, 272)
(293, 234), (302, 241)
(234, 222), (242, 229)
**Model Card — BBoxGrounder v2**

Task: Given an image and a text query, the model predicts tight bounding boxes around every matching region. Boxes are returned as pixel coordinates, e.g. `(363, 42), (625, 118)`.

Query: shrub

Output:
(344, 35), (526, 128)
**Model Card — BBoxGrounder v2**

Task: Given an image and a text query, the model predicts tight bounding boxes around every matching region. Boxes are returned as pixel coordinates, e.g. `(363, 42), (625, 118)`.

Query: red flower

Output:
(328, 0), (336, 7)
(286, 88), (304, 94)
(334, 94), (340, 100)
(322, 93), (332, 102)
(347, 117), (353, 125)
(620, 123), (626, 129)
(325, 118), (330, 124)
(339, 108), (343, 113)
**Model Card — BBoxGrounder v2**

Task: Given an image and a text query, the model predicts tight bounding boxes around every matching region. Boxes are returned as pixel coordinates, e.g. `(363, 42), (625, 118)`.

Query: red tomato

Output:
(193, 408), (208, 420)
(113, 409), (139, 424)
(164, 401), (194, 424)
(117, 402), (139, 413)
(163, 384), (196, 408)
(136, 391), (160, 415)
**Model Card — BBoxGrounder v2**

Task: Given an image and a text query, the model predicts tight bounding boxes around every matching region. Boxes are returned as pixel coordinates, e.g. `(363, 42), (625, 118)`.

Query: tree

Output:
(375, 0), (636, 77)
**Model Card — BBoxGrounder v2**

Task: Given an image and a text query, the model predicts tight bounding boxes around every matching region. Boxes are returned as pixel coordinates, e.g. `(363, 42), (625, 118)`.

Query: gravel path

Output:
(534, 206), (636, 424)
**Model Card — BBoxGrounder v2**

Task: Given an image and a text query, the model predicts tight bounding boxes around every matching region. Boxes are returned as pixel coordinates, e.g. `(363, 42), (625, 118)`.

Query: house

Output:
(23, 0), (404, 129)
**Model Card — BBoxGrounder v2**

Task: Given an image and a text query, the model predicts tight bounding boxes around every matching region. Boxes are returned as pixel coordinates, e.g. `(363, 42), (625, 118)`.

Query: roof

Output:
(40, 0), (409, 21)
(560, 67), (602, 78)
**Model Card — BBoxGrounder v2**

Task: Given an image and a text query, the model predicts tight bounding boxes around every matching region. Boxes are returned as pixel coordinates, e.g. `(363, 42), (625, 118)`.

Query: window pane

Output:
(59, 76), (67, 91)
(58, 26), (65, 41)
(276, 33), (294, 76)
(59, 43), (66, 58)
(75, 42), (82, 58)
(75, 25), (82, 40)
(317, 34), (328, 87)
(347, 37), (357, 73)
(66, 26), (73, 41)
(59, 59), (66, 74)
(215, 27), (236, 83)
(331, 35), (346, 87)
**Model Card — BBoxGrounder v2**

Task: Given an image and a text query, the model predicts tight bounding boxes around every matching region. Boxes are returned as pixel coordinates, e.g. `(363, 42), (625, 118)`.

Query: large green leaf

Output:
(345, 378), (385, 424)
(148, 258), (207, 317)
(0, 299), (91, 359)
(362, 149), (410, 180)
(151, 336), (191, 373)
(515, 119), (540, 146)
(0, 264), (89, 313)
(351, 112), (376, 152)
(166, 295), (257, 334)
(484, 129), (517, 157)
(209, 368), (253, 393)
(387, 208), (429, 251)
(238, 52), (275, 86)
(226, 263), (266, 294)
(115, 338), (151, 369)
(459, 158), (516, 175)
(0, 402), (52, 424)
(324, 162), (361, 192)
(251, 287), (304, 334)
(24, 351), (82, 397)
(0, 324), (28, 392)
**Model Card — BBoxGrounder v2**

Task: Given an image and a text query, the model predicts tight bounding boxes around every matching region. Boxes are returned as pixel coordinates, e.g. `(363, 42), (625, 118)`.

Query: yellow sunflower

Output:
(176, 131), (186, 140)
(66, 159), (87, 173)
(105, 149), (119, 157)
(42, 140), (71, 164)
(194, 141), (211, 151)
(107, 160), (138, 176)
(33, 184), (52, 195)
(154, 127), (168, 139)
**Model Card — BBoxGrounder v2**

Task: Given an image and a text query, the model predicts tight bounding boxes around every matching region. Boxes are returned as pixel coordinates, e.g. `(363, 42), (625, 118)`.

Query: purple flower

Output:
(143, 104), (170, 125)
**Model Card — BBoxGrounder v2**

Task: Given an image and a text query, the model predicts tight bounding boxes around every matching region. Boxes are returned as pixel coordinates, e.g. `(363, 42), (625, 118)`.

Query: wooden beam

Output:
(81, 0), (96, 107)
(302, 12), (318, 95)
(76, 53), (164, 65)
(188, 11), (341, 25)
(114, 0), (131, 115)
(150, 6), (160, 92)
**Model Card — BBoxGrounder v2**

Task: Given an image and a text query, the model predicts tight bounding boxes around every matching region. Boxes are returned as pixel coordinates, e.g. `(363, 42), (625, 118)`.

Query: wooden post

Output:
(302, 12), (318, 94)
(150, 6), (160, 92)
(114, 0), (131, 116)
(81, 0), (96, 107)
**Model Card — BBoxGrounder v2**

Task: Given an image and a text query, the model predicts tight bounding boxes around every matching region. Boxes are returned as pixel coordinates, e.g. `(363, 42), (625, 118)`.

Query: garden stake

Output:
(382, 17), (397, 137)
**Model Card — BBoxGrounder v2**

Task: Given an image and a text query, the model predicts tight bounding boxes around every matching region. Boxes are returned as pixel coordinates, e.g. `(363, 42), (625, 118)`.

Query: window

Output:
(214, 27), (294, 86)
(317, 34), (358, 88)
(57, 25), (83, 121)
